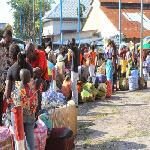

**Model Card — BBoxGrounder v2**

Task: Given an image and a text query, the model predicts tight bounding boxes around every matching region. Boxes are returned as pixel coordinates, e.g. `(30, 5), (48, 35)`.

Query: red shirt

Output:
(26, 50), (50, 81)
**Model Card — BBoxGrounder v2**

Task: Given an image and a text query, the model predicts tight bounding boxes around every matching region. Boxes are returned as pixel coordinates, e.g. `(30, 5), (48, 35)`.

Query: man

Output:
(25, 43), (50, 113)
(67, 38), (79, 107)
(0, 30), (12, 125)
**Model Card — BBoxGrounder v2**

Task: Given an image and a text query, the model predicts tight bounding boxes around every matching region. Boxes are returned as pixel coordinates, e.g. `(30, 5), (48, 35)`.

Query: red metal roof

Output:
(99, 0), (149, 3)
(101, 6), (150, 38)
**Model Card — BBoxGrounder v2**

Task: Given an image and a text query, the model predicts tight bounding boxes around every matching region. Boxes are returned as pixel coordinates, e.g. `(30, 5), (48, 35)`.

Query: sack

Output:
(119, 78), (129, 91)
(96, 72), (107, 83)
(106, 80), (112, 98)
(81, 65), (89, 81)
(61, 80), (71, 98)
(45, 127), (75, 150)
(81, 82), (97, 102)
(34, 119), (48, 150)
(138, 77), (145, 90)
(0, 127), (13, 150)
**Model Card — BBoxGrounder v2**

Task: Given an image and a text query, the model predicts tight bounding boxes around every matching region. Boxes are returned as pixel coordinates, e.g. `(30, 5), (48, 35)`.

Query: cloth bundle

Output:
(138, 77), (145, 90)
(42, 86), (67, 108)
(80, 82), (97, 102)
(96, 83), (107, 99)
(119, 78), (129, 91)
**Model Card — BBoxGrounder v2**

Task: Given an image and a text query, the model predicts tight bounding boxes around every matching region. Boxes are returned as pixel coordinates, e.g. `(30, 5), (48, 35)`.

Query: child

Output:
(120, 54), (128, 78)
(61, 74), (72, 100)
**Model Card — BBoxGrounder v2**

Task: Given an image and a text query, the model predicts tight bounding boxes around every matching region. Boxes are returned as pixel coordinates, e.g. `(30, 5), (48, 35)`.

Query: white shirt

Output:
(143, 61), (148, 75)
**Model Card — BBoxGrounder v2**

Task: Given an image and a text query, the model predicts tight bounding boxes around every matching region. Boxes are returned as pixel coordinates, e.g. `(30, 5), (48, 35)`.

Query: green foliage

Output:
(8, 0), (54, 41)
(77, 3), (86, 18)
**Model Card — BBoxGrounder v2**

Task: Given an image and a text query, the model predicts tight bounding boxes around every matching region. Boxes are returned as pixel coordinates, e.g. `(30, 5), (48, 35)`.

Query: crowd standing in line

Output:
(1, 27), (150, 149)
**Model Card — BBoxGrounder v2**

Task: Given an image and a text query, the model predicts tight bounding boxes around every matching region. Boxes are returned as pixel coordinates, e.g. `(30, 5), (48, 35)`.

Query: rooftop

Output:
(99, 0), (149, 3)
(43, 0), (92, 20)
(101, 6), (150, 38)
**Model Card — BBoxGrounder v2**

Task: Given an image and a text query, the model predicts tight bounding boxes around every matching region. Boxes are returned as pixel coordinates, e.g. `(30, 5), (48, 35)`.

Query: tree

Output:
(77, 3), (86, 27)
(8, 0), (54, 41)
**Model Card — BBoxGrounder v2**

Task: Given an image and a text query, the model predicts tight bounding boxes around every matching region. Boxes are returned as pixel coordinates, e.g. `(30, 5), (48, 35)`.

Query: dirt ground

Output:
(75, 81), (150, 150)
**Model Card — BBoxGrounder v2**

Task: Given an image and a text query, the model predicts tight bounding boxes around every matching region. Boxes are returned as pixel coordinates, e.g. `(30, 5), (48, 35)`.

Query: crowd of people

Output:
(0, 28), (150, 149)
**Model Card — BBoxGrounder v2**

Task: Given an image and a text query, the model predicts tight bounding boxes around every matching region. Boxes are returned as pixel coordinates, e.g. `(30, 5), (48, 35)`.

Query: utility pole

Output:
(33, 0), (35, 44)
(39, 2), (42, 44)
(140, 0), (143, 77)
(78, 0), (81, 45)
(119, 0), (121, 45)
(20, 6), (22, 40)
(60, 0), (63, 45)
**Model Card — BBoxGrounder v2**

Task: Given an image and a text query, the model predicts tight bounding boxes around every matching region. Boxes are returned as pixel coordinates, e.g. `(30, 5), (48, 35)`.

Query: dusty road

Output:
(75, 81), (150, 150)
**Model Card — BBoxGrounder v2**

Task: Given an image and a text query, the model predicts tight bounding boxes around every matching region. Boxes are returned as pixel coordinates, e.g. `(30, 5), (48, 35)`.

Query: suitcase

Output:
(96, 72), (107, 83)
(45, 127), (75, 150)
(106, 80), (112, 98)
(87, 76), (99, 88)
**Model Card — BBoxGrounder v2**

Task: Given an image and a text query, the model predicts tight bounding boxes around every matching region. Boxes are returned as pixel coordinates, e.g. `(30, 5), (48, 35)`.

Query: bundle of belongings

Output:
(96, 83), (107, 99)
(80, 82), (97, 102)
(119, 78), (129, 91)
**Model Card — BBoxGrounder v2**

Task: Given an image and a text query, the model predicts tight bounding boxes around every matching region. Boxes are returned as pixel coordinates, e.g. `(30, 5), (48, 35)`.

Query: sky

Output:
(0, 0), (60, 26)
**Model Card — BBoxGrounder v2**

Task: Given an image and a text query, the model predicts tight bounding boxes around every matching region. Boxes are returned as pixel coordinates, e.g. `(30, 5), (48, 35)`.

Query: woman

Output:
(105, 41), (114, 86)
(5, 43), (36, 150)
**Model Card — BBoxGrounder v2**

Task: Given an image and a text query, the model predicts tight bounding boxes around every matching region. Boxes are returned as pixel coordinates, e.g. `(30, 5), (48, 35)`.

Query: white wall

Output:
(53, 30), (97, 42)
(43, 21), (53, 36)
(82, 0), (118, 38)
(43, 20), (82, 36)
(53, 20), (82, 35)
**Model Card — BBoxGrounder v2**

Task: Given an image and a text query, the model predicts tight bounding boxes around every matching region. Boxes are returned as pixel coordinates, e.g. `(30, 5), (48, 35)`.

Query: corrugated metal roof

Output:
(43, 0), (92, 20)
(99, 0), (149, 3)
(101, 7), (150, 38)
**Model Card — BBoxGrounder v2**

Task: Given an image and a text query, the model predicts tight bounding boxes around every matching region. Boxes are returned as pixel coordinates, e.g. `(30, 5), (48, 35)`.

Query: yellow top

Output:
(120, 60), (128, 73)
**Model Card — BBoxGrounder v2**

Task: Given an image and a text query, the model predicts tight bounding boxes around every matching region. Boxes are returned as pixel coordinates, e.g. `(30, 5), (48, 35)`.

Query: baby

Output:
(20, 69), (31, 84)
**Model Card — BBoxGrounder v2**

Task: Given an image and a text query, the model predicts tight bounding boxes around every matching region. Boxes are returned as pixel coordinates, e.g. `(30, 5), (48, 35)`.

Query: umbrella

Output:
(143, 36), (150, 42)
(138, 42), (150, 50)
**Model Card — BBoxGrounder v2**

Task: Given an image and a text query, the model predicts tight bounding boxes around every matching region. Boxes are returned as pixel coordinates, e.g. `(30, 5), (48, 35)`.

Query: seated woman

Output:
(61, 74), (72, 101)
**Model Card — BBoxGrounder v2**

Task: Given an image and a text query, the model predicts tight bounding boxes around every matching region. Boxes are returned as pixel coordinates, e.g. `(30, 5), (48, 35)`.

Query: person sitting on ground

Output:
(61, 74), (72, 101)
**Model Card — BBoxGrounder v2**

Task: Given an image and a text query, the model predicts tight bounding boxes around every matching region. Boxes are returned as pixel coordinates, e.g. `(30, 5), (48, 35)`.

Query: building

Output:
(42, 0), (92, 40)
(82, 0), (150, 42)
(0, 23), (6, 29)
